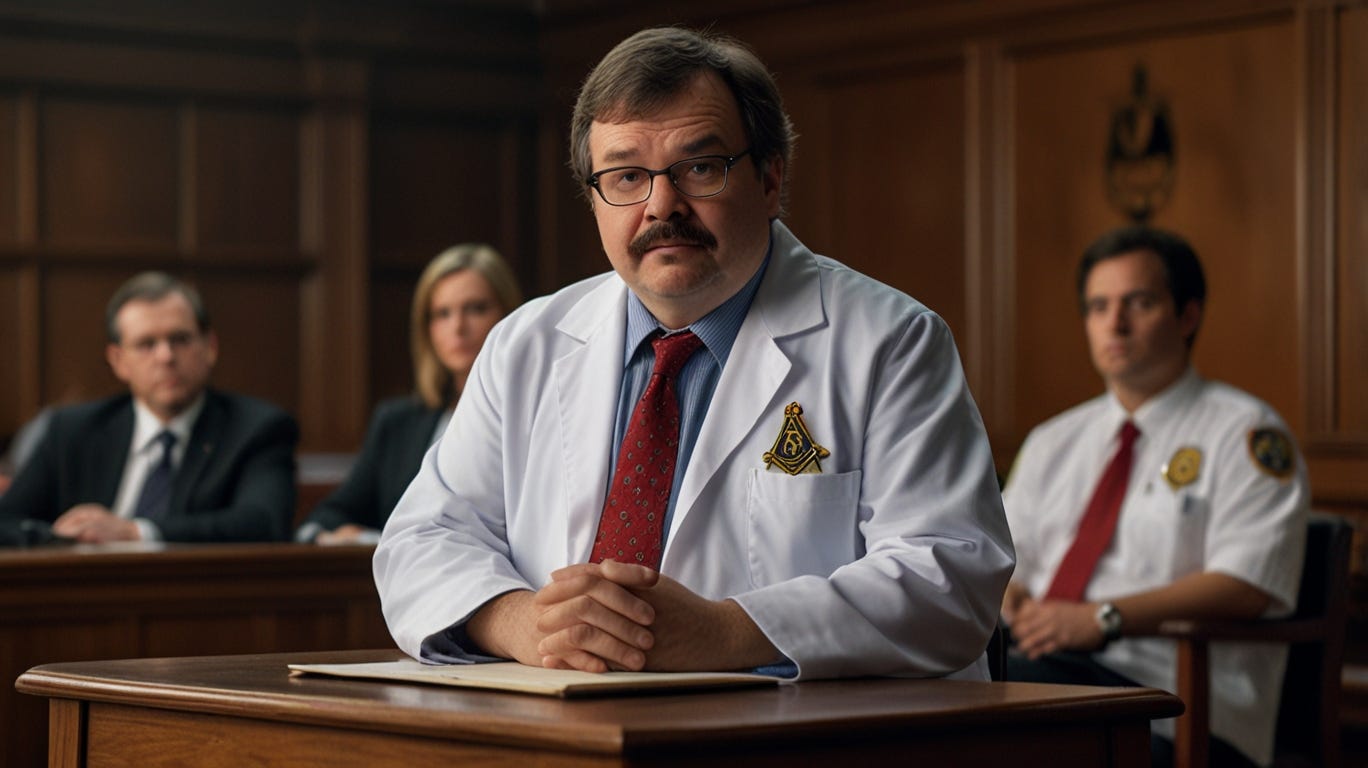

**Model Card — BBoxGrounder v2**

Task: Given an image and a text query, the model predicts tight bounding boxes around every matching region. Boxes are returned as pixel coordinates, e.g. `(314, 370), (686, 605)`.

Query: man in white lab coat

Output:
(374, 26), (1014, 680)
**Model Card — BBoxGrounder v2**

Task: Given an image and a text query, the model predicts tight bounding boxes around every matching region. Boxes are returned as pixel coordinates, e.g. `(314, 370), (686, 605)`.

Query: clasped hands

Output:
(1001, 591), (1106, 659)
(52, 504), (142, 543)
(471, 559), (775, 673)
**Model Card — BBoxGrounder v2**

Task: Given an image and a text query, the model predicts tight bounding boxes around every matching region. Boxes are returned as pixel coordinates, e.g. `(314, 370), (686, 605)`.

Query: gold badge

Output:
(1162, 446), (1202, 490)
(1248, 428), (1296, 480)
(763, 402), (830, 475)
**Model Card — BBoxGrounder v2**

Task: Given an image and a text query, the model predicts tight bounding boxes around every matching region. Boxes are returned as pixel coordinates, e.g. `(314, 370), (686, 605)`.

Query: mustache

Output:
(627, 220), (718, 258)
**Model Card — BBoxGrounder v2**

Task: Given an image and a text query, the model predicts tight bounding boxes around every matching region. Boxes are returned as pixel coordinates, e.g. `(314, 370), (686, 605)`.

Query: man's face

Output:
(106, 294), (218, 422)
(587, 71), (782, 328)
(1082, 249), (1200, 399)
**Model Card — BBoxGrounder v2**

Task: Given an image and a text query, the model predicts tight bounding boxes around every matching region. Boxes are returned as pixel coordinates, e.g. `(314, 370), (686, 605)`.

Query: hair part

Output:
(411, 243), (523, 409)
(569, 25), (797, 213)
(1076, 225), (1207, 345)
(106, 271), (211, 344)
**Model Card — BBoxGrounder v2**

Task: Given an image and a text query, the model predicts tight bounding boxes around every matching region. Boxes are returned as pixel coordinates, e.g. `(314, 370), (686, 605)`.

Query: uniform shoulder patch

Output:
(1247, 427), (1296, 480)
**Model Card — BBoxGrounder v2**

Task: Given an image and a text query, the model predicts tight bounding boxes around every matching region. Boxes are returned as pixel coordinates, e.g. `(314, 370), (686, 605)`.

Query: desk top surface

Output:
(18, 649), (1183, 755)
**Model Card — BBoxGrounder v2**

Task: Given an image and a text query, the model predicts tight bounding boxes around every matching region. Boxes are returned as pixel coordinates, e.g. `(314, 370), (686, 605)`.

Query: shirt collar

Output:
(1103, 365), (1202, 437)
(132, 394), (206, 455)
(622, 234), (772, 369)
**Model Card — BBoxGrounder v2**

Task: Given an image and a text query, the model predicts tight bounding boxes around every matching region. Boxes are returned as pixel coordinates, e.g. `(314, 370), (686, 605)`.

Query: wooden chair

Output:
(1155, 515), (1352, 768)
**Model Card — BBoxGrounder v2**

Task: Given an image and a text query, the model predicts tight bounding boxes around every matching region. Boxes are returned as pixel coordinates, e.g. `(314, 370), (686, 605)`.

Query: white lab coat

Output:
(374, 221), (1015, 680)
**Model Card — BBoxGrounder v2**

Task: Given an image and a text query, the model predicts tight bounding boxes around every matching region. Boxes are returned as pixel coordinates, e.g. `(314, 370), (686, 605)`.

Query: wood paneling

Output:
(195, 106), (302, 253)
(816, 65), (967, 340)
(41, 98), (180, 249)
(200, 275), (300, 414)
(1011, 19), (1298, 440)
(0, 94), (16, 243)
(369, 273), (417, 404)
(370, 118), (530, 269)
(40, 268), (125, 405)
(1339, 8), (1368, 438)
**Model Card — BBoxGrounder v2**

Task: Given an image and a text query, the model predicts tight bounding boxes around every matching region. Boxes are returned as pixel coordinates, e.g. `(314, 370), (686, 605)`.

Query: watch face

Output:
(1097, 604), (1122, 636)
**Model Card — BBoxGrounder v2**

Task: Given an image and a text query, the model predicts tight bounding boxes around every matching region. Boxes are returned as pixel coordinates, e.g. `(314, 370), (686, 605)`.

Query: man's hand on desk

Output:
(52, 504), (142, 543)
(466, 560), (779, 674)
(466, 560), (656, 672)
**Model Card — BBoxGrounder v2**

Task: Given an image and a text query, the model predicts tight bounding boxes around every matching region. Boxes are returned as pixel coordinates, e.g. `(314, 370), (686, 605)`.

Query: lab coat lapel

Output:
(665, 223), (827, 554)
(554, 277), (630, 561)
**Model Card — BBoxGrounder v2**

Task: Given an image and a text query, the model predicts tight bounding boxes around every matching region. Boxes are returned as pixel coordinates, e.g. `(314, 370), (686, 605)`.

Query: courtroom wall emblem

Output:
(1106, 63), (1175, 223)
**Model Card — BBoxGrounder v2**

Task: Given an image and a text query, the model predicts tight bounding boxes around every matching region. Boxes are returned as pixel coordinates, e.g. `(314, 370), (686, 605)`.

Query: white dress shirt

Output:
(112, 396), (205, 541)
(1004, 367), (1309, 766)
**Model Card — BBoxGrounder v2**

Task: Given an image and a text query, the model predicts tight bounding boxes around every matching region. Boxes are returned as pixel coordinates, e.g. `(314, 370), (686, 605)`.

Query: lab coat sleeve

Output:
(372, 318), (532, 662)
(731, 310), (1016, 680)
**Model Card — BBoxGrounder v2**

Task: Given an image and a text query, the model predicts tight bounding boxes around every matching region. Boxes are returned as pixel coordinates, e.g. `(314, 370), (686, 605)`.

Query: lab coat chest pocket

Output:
(745, 468), (862, 586)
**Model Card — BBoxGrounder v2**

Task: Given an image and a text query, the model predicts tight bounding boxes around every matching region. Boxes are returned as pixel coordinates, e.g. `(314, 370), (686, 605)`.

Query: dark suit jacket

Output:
(0, 390), (298, 542)
(301, 397), (442, 536)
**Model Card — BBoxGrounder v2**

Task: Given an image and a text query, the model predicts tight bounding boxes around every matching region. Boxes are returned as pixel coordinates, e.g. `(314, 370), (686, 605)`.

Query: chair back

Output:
(1273, 514), (1352, 766)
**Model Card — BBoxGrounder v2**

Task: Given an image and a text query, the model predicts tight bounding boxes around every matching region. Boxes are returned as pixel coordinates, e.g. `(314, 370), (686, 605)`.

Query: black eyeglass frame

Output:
(585, 149), (753, 206)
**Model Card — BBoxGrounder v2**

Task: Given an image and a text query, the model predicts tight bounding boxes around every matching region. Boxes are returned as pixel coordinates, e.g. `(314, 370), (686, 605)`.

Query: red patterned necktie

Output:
(590, 330), (703, 570)
(1044, 420), (1141, 601)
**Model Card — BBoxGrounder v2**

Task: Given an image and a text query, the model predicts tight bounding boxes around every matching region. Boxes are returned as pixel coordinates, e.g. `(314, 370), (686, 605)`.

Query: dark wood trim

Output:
(1295, 4), (1339, 441)
(964, 41), (1016, 466)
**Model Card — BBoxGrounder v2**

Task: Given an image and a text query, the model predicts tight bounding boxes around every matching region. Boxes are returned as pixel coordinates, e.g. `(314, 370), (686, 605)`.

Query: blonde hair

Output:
(411, 244), (522, 409)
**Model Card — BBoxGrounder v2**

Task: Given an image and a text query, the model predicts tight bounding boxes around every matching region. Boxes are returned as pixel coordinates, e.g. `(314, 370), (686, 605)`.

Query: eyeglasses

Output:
(586, 149), (751, 206)
(122, 331), (201, 357)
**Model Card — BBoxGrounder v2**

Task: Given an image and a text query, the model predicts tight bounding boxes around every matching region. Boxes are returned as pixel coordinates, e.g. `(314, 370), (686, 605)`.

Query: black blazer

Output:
(300, 397), (443, 536)
(0, 390), (298, 542)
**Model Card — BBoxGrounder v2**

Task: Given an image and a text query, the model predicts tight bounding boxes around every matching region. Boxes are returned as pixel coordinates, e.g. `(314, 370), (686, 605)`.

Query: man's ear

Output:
(106, 343), (129, 385)
(1178, 300), (1202, 344)
(762, 155), (784, 218)
(204, 330), (220, 368)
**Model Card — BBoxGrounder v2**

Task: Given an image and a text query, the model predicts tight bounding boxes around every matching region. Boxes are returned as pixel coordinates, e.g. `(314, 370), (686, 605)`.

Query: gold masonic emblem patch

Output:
(763, 402), (830, 475)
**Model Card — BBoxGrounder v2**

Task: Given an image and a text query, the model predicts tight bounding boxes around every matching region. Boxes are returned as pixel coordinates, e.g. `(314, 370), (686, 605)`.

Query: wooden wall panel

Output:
(370, 119), (527, 270)
(195, 106), (301, 253)
(1011, 20), (1298, 441)
(40, 269), (125, 406)
(41, 98), (179, 249)
(200, 276), (300, 415)
(815, 66), (967, 340)
(0, 94), (16, 243)
(369, 275), (416, 405)
(1340, 8), (1368, 438)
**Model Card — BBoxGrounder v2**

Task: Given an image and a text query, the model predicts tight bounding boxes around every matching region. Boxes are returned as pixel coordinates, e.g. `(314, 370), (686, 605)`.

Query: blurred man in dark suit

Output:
(0, 272), (298, 543)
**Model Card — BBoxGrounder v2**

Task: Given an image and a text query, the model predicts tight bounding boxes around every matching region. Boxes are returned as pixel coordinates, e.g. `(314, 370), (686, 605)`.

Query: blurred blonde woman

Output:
(297, 244), (521, 544)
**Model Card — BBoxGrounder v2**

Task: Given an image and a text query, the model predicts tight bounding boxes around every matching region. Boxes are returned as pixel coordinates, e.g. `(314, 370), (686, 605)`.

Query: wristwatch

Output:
(1095, 602), (1123, 644)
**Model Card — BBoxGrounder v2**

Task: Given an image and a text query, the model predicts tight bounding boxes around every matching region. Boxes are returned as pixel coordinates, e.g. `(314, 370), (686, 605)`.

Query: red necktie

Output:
(1044, 420), (1141, 601)
(590, 330), (703, 570)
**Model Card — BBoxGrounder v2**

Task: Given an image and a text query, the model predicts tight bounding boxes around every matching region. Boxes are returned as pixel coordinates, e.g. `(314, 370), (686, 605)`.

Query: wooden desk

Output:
(1, 543), (390, 768)
(17, 649), (1183, 767)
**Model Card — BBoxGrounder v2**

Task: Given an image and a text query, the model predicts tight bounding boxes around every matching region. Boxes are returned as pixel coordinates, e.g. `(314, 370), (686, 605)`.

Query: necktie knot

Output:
(650, 330), (702, 380)
(1119, 420), (1140, 447)
(153, 431), (177, 464)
